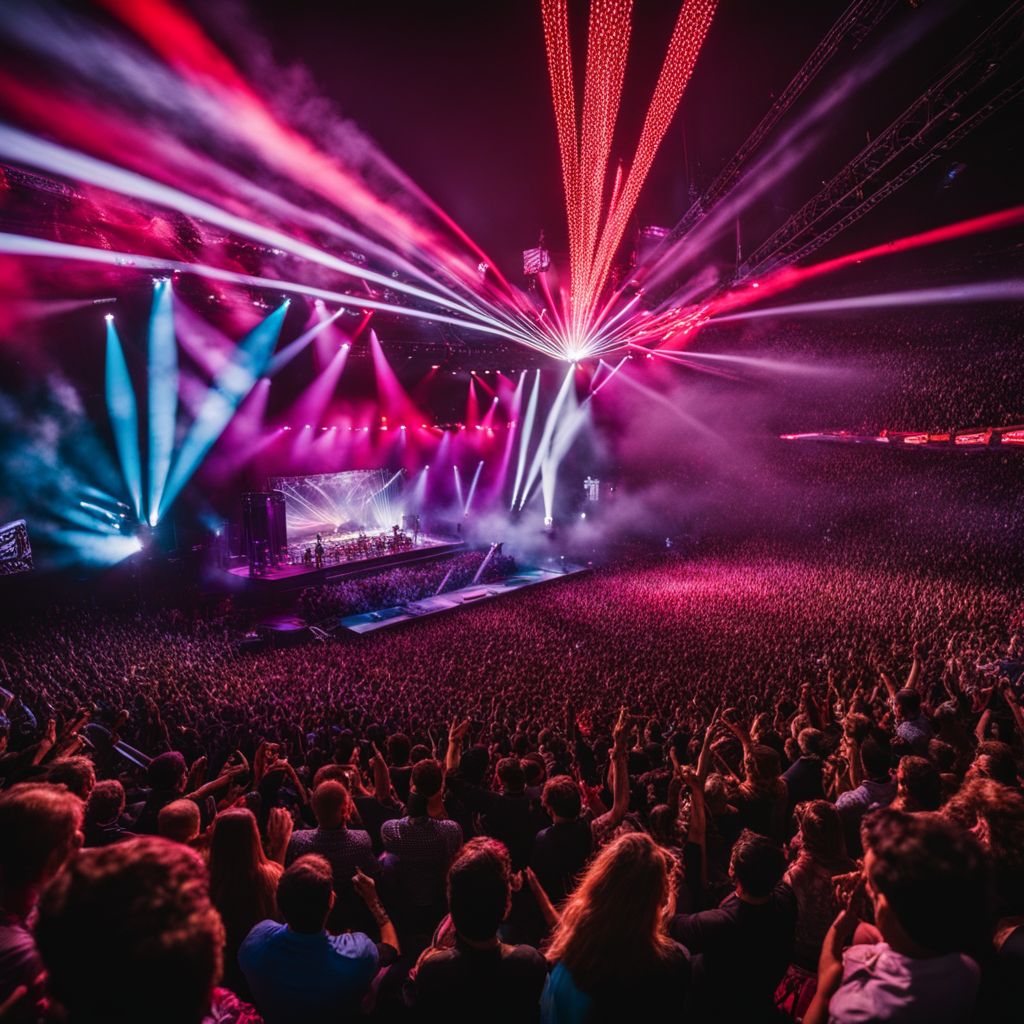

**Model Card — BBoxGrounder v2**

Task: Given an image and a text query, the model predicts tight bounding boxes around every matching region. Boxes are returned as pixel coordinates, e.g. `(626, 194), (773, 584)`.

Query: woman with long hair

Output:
(775, 801), (857, 1019)
(208, 807), (283, 998)
(541, 831), (690, 1021)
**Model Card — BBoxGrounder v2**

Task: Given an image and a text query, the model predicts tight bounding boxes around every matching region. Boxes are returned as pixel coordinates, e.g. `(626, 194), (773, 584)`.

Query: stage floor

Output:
(222, 537), (464, 591)
(336, 563), (587, 634)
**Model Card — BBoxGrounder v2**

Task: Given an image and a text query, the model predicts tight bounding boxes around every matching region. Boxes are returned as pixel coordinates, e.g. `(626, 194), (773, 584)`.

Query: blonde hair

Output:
(546, 832), (679, 992)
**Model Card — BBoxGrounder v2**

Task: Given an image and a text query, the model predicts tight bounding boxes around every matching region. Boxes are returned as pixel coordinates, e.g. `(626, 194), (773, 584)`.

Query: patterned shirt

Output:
(285, 826), (378, 932)
(380, 815), (462, 908)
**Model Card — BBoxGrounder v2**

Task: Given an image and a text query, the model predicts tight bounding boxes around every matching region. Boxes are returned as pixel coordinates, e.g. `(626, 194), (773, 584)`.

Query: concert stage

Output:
(335, 562), (587, 634)
(222, 537), (465, 592)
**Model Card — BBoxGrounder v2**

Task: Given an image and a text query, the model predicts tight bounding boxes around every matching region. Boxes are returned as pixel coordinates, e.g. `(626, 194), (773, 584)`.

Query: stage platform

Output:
(335, 563), (587, 634)
(222, 538), (465, 593)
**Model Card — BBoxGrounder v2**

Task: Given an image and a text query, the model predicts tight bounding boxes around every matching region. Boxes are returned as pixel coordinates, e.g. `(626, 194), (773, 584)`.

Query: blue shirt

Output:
(238, 920), (378, 1024)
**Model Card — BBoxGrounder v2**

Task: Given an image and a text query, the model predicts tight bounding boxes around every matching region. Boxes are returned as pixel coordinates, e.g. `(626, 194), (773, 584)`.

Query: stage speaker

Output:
(241, 491), (289, 568)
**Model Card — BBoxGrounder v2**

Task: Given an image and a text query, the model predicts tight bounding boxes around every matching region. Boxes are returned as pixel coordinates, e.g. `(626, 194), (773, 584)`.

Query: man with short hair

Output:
(239, 854), (398, 1024)
(44, 756), (96, 801)
(158, 798), (202, 847)
(0, 784), (84, 1019)
(83, 779), (134, 847)
(836, 737), (897, 856)
(34, 836), (228, 1024)
(893, 689), (933, 756)
(807, 809), (986, 1023)
(782, 728), (825, 813)
(530, 775), (592, 904)
(670, 829), (796, 1021)
(409, 838), (547, 1022)
(132, 750), (188, 834)
(447, 747), (535, 870)
(286, 779), (378, 933)
(380, 759), (463, 935)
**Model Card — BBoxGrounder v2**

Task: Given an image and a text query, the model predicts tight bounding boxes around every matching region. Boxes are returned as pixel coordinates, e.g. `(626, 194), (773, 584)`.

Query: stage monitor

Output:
(269, 469), (403, 541)
(0, 519), (33, 575)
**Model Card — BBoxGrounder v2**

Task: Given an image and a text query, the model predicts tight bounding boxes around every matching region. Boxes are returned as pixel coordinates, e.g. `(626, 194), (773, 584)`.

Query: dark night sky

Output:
(233, 0), (1023, 276)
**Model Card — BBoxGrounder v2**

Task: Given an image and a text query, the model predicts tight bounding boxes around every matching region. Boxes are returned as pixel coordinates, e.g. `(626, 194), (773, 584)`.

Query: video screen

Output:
(0, 519), (33, 575)
(269, 470), (403, 541)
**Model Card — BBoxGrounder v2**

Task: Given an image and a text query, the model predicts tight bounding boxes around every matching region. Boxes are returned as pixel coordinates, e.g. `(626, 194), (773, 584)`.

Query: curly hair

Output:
(862, 808), (988, 955)
(944, 777), (1024, 916)
(36, 836), (224, 1024)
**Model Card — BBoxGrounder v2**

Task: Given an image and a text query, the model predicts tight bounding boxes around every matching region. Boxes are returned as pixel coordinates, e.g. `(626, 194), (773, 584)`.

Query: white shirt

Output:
(829, 942), (979, 1023)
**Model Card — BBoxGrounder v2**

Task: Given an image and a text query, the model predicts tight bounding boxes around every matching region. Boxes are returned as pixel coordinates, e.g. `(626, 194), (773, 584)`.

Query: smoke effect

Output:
(0, 372), (138, 567)
(458, 297), (1023, 568)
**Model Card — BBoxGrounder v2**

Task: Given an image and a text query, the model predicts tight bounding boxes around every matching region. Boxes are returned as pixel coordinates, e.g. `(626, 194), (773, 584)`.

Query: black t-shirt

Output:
(552, 942), (692, 1022)
(448, 780), (538, 870)
(411, 940), (548, 1023)
(352, 794), (401, 854)
(670, 883), (795, 1019)
(530, 819), (593, 905)
(782, 755), (824, 811)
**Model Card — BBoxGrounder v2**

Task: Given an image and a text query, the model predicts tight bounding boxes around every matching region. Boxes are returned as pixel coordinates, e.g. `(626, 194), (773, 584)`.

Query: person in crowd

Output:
(34, 835), (254, 1024)
(380, 758), (463, 941)
(807, 809), (988, 1024)
(893, 689), (934, 756)
(542, 832), (691, 1020)
(944, 778), (1024, 1021)
(721, 711), (789, 843)
(782, 728), (825, 813)
(776, 801), (857, 1017)
(530, 775), (592, 906)
(409, 838), (548, 1022)
(835, 736), (896, 856)
(239, 853), (398, 1023)
(132, 751), (189, 834)
(0, 784), (83, 1022)
(44, 756), (96, 801)
(82, 778), (133, 847)
(209, 807), (284, 998)
(670, 828), (795, 1021)
(386, 733), (414, 804)
(159, 798), (203, 847)
(966, 740), (1018, 788)
(893, 755), (942, 812)
(447, 735), (536, 871)
(287, 779), (379, 934)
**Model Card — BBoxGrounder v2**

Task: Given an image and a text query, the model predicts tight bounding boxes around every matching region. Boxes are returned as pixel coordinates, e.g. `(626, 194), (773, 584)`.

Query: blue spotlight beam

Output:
(158, 301), (288, 519)
(146, 279), (177, 524)
(104, 318), (142, 520)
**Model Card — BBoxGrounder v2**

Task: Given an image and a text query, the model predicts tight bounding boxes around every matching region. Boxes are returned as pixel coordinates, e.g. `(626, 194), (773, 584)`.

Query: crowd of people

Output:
(746, 304), (1024, 436)
(0, 514), (1022, 1022)
(297, 551), (519, 622)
